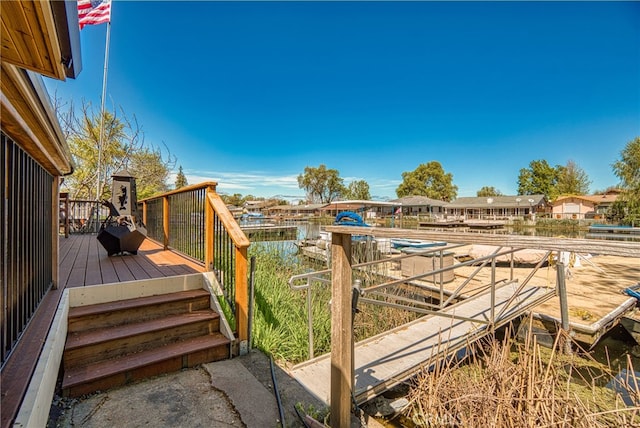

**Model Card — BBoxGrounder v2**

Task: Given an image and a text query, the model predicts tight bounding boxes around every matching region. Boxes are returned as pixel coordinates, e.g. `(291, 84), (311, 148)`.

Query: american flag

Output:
(78, 0), (111, 30)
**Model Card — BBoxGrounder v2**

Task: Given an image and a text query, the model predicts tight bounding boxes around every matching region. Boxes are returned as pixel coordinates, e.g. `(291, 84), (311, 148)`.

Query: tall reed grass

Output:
(249, 242), (423, 364)
(402, 326), (640, 427)
(249, 243), (331, 363)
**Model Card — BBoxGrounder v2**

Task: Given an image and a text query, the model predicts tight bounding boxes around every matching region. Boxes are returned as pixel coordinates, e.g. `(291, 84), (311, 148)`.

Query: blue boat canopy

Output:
(334, 211), (369, 227)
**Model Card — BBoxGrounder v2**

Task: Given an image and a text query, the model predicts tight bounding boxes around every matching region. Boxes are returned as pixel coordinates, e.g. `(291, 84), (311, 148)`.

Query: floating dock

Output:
(418, 221), (505, 230)
(240, 224), (297, 241)
(587, 225), (640, 241)
(418, 221), (467, 229)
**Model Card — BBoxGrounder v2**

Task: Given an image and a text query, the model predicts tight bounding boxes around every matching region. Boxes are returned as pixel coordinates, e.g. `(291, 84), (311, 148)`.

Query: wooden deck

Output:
(59, 234), (204, 288)
(1, 234), (204, 428)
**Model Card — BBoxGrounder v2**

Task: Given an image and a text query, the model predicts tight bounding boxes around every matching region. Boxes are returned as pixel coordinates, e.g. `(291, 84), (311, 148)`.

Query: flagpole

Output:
(96, 21), (112, 201)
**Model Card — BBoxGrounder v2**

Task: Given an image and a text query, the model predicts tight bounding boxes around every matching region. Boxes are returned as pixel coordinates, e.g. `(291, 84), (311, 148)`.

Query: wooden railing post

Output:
(235, 246), (249, 349)
(204, 186), (214, 271)
(330, 232), (353, 428)
(162, 195), (170, 250)
(142, 200), (147, 226)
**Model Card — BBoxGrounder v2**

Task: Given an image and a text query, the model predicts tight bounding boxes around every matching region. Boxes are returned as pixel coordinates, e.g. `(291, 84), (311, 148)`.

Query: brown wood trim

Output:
(138, 181), (218, 202)
(0, 284), (64, 428)
(0, 0), (66, 80)
(234, 246), (248, 342)
(162, 196), (170, 250)
(1, 63), (72, 175)
(207, 192), (250, 248)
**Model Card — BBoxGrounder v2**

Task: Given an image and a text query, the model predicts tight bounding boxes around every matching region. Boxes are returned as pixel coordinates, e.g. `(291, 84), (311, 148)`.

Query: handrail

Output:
(138, 181), (219, 202)
(140, 182), (251, 347)
(288, 243), (555, 359)
(207, 192), (251, 345)
(207, 192), (250, 248)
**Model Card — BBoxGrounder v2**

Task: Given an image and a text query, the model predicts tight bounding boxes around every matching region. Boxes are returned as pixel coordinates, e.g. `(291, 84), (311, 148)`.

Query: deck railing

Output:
(1, 134), (55, 366)
(63, 200), (109, 234)
(140, 183), (251, 343)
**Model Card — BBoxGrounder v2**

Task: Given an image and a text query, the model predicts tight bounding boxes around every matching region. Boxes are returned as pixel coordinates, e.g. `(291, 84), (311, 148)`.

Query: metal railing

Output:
(289, 243), (553, 358)
(65, 200), (109, 234)
(140, 183), (251, 342)
(303, 226), (640, 426)
(1, 133), (54, 366)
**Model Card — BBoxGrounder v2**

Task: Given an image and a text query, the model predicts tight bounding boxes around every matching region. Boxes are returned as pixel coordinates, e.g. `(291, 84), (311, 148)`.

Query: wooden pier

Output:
(291, 280), (554, 404)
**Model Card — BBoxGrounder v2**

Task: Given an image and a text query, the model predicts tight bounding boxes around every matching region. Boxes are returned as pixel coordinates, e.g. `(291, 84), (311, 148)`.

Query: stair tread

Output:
(65, 311), (219, 350)
(68, 289), (211, 319)
(63, 334), (230, 389)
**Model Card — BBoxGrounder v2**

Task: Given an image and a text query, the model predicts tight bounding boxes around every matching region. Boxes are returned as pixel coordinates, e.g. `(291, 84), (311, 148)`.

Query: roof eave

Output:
(51, 0), (83, 79)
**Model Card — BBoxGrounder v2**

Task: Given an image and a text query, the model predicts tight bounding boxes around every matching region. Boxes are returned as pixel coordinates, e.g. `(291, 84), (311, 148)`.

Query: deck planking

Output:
(291, 281), (555, 405)
(60, 234), (204, 288)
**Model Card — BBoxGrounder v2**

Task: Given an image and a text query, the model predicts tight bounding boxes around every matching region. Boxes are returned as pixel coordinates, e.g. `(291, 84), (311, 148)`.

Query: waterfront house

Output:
(390, 196), (449, 218)
(242, 199), (267, 214)
(266, 203), (326, 218)
(446, 195), (548, 220)
(551, 193), (619, 220)
(322, 200), (399, 219)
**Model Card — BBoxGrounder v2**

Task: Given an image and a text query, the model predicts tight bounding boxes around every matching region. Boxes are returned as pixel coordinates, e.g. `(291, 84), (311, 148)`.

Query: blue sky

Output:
(45, 1), (640, 201)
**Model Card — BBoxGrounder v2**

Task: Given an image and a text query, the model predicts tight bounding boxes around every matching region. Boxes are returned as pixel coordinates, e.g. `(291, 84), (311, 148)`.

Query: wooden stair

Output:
(62, 289), (231, 397)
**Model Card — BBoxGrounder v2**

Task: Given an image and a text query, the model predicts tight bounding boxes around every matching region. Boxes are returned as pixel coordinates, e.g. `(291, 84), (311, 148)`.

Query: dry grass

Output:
(402, 325), (640, 427)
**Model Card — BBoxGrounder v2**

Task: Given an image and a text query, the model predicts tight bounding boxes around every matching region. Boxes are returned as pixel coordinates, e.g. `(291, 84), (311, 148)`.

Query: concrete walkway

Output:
(49, 350), (327, 428)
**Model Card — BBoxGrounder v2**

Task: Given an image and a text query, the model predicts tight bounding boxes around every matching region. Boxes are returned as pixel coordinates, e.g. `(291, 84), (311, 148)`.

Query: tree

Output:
(58, 101), (175, 200)
(476, 186), (503, 197)
(556, 160), (591, 196)
(612, 137), (640, 225)
(175, 165), (188, 189)
(221, 193), (245, 207)
(517, 159), (560, 200)
(297, 164), (346, 203)
(396, 161), (458, 201)
(344, 180), (371, 200)
(129, 146), (172, 199)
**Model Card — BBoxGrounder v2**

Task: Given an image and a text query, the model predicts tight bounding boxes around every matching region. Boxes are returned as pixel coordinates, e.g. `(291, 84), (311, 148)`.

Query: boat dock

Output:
(418, 221), (467, 228)
(289, 226), (640, 424)
(587, 225), (640, 241)
(418, 220), (506, 230)
(240, 223), (297, 241)
(381, 245), (640, 346)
